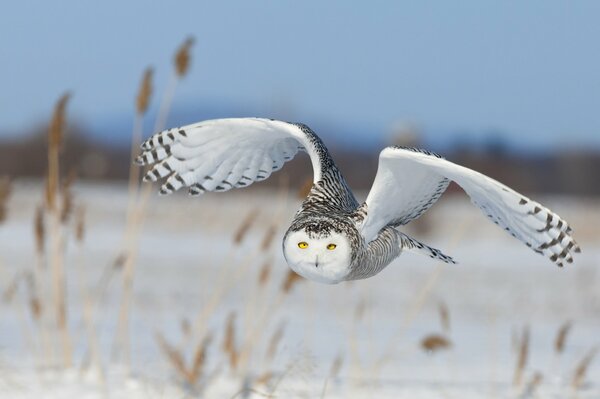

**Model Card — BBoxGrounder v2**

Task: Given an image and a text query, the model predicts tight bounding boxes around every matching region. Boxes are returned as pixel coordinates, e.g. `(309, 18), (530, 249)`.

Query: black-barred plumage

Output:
(137, 118), (580, 284)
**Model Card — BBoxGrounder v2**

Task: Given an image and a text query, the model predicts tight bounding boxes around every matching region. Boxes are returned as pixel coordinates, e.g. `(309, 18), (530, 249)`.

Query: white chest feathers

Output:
(283, 230), (353, 284)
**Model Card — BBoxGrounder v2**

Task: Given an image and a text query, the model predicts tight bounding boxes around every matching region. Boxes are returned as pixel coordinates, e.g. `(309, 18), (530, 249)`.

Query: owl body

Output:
(137, 118), (580, 284)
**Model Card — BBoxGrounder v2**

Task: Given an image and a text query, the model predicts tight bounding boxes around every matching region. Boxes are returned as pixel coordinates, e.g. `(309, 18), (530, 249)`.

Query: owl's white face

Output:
(283, 229), (352, 284)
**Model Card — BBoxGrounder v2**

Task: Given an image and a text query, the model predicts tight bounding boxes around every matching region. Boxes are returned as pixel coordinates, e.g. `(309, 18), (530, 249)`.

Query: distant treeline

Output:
(1, 125), (599, 196)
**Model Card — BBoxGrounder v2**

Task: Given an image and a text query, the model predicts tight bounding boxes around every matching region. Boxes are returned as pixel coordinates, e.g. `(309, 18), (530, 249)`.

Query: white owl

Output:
(136, 118), (580, 284)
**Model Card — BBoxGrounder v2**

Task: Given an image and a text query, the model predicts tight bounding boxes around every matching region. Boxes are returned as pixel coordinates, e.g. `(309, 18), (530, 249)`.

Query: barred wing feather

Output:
(360, 147), (580, 267)
(136, 118), (325, 196)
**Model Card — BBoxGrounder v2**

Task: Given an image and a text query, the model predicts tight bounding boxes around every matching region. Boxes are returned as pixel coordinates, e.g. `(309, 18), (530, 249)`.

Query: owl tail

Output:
(398, 232), (456, 264)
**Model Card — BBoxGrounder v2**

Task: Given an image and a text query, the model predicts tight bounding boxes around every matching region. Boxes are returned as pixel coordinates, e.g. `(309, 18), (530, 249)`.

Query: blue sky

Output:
(2, 1), (600, 151)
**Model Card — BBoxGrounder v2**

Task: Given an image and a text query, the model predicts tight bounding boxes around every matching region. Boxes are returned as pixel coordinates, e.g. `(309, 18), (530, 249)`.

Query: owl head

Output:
(283, 218), (354, 284)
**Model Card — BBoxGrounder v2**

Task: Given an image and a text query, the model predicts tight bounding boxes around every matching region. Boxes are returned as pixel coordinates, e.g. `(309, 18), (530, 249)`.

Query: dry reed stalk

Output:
(260, 225), (277, 252)
(156, 332), (188, 379)
(75, 206), (85, 243)
(114, 66), (155, 367)
(281, 270), (303, 294)
(438, 301), (450, 332)
(59, 169), (76, 223)
(156, 331), (212, 387)
(233, 209), (259, 245)
(189, 333), (213, 386)
(154, 36), (194, 133)
(554, 321), (572, 354)
(257, 259), (273, 287)
(513, 326), (530, 387)
(47, 92), (72, 367)
(175, 36), (195, 77)
(223, 311), (239, 370)
(420, 334), (452, 353)
(265, 322), (286, 361)
(47, 93), (70, 211)
(571, 346), (598, 390)
(74, 221), (105, 383)
(0, 176), (11, 223)
(320, 354), (344, 399)
(34, 206), (45, 256)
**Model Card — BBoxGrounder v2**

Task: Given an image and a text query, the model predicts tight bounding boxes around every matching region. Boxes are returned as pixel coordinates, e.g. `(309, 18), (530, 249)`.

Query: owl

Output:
(136, 118), (580, 284)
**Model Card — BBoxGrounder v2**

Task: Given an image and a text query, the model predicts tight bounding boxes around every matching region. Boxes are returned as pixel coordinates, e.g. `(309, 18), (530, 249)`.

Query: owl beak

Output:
(315, 255), (319, 268)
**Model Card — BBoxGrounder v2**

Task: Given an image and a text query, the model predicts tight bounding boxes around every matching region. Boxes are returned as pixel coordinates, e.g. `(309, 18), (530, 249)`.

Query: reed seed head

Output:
(174, 36), (195, 77)
(136, 67), (153, 115)
(222, 312), (238, 370)
(34, 206), (45, 255)
(48, 92), (71, 149)
(513, 325), (530, 387)
(420, 334), (452, 353)
(554, 320), (572, 354)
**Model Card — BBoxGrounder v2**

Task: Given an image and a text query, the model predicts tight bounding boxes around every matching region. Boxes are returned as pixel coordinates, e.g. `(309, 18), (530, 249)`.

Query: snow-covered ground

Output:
(0, 181), (598, 398)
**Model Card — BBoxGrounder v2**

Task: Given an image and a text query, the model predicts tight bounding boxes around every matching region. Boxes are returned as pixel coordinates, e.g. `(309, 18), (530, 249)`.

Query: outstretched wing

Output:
(135, 118), (355, 208)
(359, 146), (580, 266)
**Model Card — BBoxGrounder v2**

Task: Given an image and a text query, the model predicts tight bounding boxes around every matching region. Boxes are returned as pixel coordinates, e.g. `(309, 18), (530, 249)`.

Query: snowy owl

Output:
(136, 118), (580, 284)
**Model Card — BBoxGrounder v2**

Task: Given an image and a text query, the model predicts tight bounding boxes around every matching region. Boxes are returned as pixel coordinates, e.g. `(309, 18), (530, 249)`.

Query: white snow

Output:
(0, 181), (598, 398)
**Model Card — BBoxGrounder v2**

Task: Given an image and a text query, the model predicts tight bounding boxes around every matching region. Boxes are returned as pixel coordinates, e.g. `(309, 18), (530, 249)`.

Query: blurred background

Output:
(2, 1), (600, 193)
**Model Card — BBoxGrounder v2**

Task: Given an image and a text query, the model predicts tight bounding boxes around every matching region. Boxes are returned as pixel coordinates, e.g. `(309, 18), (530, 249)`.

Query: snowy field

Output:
(0, 181), (598, 398)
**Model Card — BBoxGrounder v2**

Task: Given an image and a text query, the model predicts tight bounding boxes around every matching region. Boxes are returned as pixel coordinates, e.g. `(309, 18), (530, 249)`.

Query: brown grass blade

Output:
(136, 67), (153, 115)
(155, 332), (188, 381)
(420, 333), (452, 353)
(222, 312), (238, 370)
(572, 346), (598, 390)
(232, 209), (259, 245)
(257, 259), (273, 287)
(281, 269), (303, 294)
(60, 170), (76, 224)
(522, 371), (543, 397)
(190, 333), (213, 385)
(34, 206), (45, 255)
(513, 326), (530, 387)
(174, 36), (195, 77)
(554, 320), (572, 354)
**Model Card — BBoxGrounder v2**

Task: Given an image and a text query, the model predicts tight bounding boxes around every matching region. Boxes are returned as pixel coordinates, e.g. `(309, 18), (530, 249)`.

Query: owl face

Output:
(283, 229), (352, 284)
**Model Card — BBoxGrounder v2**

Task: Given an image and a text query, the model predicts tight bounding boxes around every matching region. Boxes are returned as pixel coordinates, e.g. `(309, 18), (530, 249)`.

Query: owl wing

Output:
(358, 146), (580, 266)
(136, 118), (353, 204)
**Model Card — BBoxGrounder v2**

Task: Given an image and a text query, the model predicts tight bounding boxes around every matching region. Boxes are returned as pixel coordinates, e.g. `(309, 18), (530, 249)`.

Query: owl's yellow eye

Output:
(298, 242), (309, 249)
(327, 243), (337, 250)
